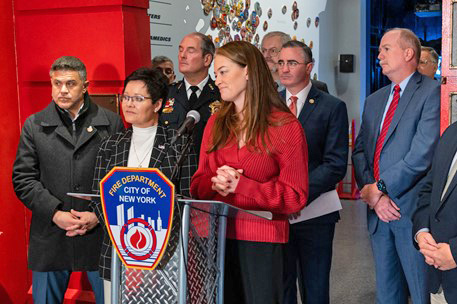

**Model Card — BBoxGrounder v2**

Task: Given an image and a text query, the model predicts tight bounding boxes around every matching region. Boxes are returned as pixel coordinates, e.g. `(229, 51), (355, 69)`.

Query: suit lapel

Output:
(439, 139), (457, 204)
(298, 85), (319, 123)
(117, 129), (132, 167)
(383, 72), (421, 145)
(39, 103), (74, 146)
(176, 81), (190, 111)
(147, 126), (169, 168)
(369, 86), (391, 152)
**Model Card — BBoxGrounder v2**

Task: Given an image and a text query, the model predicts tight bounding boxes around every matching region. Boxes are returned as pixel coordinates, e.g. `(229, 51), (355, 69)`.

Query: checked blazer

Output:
(90, 125), (197, 280)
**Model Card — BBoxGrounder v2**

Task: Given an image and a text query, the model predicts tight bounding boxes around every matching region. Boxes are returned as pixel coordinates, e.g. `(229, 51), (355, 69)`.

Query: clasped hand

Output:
(52, 209), (99, 237)
(417, 232), (457, 271)
(211, 165), (243, 197)
(360, 183), (400, 223)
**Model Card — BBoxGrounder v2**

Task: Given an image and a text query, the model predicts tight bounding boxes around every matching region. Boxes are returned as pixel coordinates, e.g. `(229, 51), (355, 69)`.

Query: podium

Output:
(110, 198), (272, 304)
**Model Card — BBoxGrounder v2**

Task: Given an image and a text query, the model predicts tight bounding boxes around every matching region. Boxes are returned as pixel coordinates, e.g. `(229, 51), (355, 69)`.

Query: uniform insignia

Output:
(209, 100), (222, 115)
(208, 83), (215, 91)
(87, 126), (94, 133)
(309, 99), (315, 104)
(162, 98), (175, 113)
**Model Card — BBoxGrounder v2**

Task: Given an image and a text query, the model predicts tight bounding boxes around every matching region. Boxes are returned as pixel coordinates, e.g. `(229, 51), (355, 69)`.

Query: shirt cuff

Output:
(415, 228), (430, 243)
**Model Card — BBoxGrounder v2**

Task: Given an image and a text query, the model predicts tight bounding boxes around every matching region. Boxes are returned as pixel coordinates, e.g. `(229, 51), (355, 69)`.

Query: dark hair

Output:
(50, 56), (87, 81)
(282, 40), (313, 63)
(123, 67), (169, 104)
(209, 41), (291, 153)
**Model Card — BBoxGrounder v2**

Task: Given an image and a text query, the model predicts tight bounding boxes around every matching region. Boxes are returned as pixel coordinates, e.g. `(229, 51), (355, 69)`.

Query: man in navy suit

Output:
(413, 122), (457, 303)
(353, 28), (440, 303)
(279, 40), (349, 304)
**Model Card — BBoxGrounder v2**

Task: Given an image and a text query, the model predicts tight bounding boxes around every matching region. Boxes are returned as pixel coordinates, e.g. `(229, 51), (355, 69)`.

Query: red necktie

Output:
(289, 96), (298, 116)
(373, 84), (401, 180)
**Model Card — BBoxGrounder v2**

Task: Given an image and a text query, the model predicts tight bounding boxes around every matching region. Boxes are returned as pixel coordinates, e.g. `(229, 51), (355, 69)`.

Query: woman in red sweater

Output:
(191, 41), (309, 304)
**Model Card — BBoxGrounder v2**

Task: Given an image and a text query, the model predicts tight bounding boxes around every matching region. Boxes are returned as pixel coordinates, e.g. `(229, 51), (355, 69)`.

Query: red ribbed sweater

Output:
(191, 112), (309, 243)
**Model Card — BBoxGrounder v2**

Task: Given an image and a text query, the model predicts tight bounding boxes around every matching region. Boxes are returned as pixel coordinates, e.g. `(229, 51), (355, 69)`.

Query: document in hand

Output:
(289, 190), (342, 224)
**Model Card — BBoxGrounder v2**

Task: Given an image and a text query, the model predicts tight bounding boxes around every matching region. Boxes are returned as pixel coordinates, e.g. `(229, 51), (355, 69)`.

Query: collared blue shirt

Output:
(379, 72), (415, 131)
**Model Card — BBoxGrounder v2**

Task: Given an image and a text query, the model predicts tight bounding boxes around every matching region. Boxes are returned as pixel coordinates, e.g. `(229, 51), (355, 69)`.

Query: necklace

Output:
(132, 138), (155, 168)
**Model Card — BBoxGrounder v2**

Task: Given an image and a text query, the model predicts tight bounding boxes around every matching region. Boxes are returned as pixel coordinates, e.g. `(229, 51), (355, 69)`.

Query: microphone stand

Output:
(170, 134), (194, 187)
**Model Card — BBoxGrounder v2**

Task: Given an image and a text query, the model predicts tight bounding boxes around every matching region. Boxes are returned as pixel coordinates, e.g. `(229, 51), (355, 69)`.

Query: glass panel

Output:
(453, 3), (457, 66)
(451, 93), (457, 123)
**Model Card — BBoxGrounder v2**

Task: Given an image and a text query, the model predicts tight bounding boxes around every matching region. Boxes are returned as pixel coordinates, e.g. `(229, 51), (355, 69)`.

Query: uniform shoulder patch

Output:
(162, 98), (175, 113)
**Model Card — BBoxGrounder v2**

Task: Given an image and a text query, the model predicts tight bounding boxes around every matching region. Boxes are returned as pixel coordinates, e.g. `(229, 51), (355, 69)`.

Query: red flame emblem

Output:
(130, 229), (147, 250)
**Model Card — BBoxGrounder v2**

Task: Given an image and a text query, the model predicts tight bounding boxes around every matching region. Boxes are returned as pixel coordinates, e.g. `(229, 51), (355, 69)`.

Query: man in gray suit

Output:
(353, 28), (440, 303)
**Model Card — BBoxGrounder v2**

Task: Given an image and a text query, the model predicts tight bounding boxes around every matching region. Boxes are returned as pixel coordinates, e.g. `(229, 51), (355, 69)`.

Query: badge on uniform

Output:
(209, 100), (222, 115)
(162, 98), (175, 113)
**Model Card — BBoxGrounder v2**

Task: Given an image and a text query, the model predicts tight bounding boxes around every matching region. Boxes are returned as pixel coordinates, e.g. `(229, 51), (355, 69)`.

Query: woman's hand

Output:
(211, 165), (243, 196)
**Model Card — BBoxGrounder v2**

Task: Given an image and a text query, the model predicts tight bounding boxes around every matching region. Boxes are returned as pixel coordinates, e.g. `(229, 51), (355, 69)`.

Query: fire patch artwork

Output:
(100, 167), (175, 270)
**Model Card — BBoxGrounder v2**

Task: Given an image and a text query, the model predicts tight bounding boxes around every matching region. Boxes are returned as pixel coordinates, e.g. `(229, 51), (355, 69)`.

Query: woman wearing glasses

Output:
(90, 67), (197, 301)
(191, 41), (309, 304)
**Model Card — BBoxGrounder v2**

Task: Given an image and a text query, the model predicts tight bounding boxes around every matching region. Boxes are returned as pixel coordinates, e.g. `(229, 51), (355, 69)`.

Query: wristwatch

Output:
(376, 179), (388, 195)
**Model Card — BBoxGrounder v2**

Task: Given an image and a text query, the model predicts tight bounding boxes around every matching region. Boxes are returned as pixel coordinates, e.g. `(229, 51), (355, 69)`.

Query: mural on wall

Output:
(149, 0), (327, 79)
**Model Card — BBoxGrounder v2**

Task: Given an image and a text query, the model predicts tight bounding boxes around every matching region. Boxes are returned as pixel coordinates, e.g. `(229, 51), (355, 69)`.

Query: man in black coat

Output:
(12, 56), (123, 303)
(278, 41), (348, 304)
(160, 32), (221, 158)
(413, 122), (457, 303)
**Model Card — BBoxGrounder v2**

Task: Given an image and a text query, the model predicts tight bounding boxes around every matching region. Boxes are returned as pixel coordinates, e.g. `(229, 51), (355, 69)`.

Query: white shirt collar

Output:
(285, 81), (312, 116)
(184, 75), (209, 98)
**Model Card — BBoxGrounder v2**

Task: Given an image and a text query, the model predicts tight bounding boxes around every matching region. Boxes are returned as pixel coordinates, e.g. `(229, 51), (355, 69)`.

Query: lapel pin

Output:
(87, 126), (94, 133)
(309, 99), (315, 104)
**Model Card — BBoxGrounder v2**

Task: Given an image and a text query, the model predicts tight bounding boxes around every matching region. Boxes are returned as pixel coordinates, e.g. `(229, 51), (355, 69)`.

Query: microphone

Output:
(170, 110), (201, 145)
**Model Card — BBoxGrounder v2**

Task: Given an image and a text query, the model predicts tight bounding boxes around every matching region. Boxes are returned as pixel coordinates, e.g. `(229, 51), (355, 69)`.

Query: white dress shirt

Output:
(285, 81), (312, 117)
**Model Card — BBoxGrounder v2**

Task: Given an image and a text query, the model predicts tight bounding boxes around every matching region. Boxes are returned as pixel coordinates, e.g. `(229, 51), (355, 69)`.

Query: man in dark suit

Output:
(352, 28), (440, 303)
(413, 122), (457, 304)
(278, 40), (349, 304)
(160, 32), (221, 157)
(261, 31), (329, 93)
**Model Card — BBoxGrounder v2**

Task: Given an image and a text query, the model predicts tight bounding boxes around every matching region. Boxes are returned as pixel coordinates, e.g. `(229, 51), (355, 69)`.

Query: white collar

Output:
(184, 75), (209, 92)
(286, 81), (312, 104)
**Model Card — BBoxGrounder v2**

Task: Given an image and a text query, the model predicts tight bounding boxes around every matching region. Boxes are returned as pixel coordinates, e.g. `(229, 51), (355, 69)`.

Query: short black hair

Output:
(282, 40), (313, 63)
(123, 67), (169, 104)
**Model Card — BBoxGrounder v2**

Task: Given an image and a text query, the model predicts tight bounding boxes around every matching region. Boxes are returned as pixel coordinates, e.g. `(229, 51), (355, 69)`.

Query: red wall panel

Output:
(4, 0), (151, 301)
(0, 0), (30, 303)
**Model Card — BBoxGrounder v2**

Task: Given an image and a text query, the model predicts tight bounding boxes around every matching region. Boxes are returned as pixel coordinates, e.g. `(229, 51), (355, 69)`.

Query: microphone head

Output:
(186, 110), (201, 124)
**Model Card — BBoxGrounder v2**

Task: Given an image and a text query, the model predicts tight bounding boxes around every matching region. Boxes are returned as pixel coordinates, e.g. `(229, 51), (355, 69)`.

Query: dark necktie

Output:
(189, 86), (199, 105)
(373, 84), (401, 180)
(289, 95), (298, 116)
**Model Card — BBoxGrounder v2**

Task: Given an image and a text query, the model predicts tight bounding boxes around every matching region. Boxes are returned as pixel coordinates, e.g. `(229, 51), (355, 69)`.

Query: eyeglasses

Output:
(261, 47), (281, 57)
(277, 60), (311, 69)
(120, 94), (152, 103)
(419, 59), (437, 65)
(157, 67), (175, 76)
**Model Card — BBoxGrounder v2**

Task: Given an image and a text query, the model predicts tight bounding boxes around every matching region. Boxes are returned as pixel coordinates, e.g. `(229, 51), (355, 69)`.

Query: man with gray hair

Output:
(13, 56), (123, 303)
(261, 31), (328, 93)
(160, 32), (220, 157)
(418, 46), (439, 79)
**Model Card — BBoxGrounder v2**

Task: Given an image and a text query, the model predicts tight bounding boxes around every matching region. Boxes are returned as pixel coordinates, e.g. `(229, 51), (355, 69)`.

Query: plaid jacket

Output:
(90, 125), (197, 280)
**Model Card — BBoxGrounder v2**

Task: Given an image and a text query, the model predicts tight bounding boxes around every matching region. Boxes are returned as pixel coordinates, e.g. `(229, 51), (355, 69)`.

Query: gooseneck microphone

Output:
(170, 110), (201, 145)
